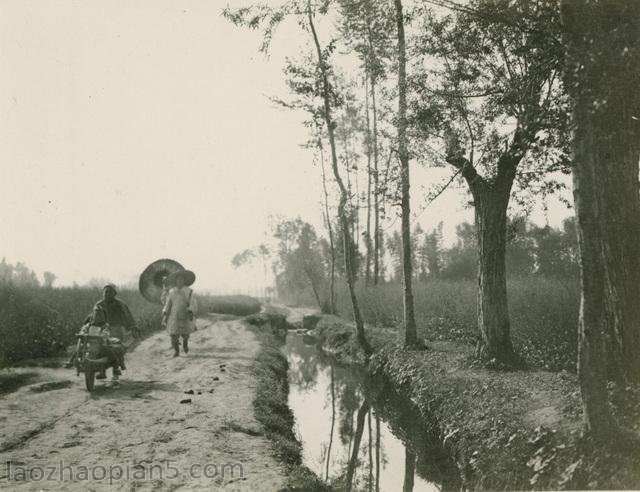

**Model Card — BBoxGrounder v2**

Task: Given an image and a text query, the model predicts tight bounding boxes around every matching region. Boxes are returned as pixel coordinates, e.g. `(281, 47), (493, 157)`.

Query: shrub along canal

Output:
(283, 331), (460, 491)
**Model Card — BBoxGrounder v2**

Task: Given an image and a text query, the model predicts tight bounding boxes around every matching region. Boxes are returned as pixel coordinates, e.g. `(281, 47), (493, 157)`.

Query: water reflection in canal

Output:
(283, 333), (460, 491)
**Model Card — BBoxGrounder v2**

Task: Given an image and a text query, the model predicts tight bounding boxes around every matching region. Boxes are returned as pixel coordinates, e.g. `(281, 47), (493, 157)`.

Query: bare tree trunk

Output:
(571, 130), (617, 438)
(355, 150), (360, 253)
(345, 105), (361, 252)
(347, 412), (353, 465)
(308, 3), (371, 356)
(447, 142), (522, 365)
(319, 138), (336, 314)
(345, 399), (370, 492)
(474, 184), (517, 363)
(343, 118), (356, 245)
(561, 0), (640, 437)
(366, 20), (381, 285)
(402, 448), (416, 492)
(394, 0), (418, 347)
(375, 415), (380, 492)
(367, 411), (373, 492)
(372, 90), (380, 286)
(365, 73), (373, 285)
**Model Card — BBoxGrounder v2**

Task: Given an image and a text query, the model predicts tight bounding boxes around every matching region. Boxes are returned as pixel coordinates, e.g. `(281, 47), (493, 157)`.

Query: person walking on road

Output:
(162, 270), (197, 357)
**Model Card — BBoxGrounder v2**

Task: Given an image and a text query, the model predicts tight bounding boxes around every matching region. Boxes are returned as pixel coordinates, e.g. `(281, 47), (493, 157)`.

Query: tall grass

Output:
(284, 277), (580, 371)
(0, 284), (162, 366)
(0, 284), (262, 366)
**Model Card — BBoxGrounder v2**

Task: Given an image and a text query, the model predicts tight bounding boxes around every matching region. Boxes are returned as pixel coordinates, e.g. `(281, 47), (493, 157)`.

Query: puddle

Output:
(284, 333), (461, 491)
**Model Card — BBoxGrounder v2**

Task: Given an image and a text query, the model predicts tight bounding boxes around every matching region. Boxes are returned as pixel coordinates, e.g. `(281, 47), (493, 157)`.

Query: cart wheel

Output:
(85, 369), (95, 392)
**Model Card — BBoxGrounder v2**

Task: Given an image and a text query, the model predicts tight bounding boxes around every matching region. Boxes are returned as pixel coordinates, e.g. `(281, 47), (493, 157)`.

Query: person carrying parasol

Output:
(162, 269), (198, 357)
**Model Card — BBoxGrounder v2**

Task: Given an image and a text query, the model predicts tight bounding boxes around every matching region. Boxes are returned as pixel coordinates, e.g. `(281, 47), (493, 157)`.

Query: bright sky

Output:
(0, 1), (570, 293)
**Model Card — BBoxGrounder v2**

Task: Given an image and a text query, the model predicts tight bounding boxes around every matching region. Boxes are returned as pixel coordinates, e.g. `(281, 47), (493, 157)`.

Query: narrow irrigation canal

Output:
(283, 333), (461, 491)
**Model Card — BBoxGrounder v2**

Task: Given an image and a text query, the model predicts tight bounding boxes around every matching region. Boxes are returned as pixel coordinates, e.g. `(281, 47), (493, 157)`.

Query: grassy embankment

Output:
(244, 311), (328, 491)
(288, 277), (579, 371)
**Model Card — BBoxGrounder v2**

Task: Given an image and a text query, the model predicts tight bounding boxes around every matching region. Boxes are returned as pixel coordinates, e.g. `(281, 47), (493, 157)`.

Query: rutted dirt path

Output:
(0, 316), (285, 491)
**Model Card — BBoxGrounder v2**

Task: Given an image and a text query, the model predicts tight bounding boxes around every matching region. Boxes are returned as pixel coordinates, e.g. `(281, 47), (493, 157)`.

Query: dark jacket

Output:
(85, 298), (137, 340)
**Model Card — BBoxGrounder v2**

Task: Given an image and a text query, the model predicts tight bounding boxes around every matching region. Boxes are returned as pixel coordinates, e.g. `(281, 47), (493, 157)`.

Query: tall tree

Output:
(335, 89), (363, 248)
(403, 448), (416, 492)
(307, 2), (371, 356)
(42, 271), (57, 288)
(338, 0), (394, 286)
(13, 262), (39, 287)
(369, 21), (382, 287)
(273, 219), (327, 308)
(394, 0), (419, 347)
(414, 1), (567, 364)
(364, 73), (374, 284)
(561, 0), (640, 438)
(375, 416), (380, 492)
(271, 53), (341, 311)
(318, 137), (337, 314)
(224, 1), (372, 356)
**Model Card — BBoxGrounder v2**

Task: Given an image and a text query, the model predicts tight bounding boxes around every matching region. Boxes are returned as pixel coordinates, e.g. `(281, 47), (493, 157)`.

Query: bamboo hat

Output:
(165, 269), (196, 287)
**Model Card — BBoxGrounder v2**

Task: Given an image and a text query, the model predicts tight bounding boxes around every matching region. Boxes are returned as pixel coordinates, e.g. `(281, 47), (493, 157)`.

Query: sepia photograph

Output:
(0, 0), (639, 490)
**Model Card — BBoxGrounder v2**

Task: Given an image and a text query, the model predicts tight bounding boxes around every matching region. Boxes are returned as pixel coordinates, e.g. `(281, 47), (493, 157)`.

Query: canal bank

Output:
(298, 313), (640, 490)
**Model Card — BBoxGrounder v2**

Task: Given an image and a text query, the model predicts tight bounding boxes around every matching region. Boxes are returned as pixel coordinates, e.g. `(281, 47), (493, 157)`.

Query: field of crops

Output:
(284, 277), (580, 371)
(0, 284), (261, 366)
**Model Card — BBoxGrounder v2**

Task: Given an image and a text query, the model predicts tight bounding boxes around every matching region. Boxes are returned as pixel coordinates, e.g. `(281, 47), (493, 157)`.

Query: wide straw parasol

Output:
(138, 258), (184, 304)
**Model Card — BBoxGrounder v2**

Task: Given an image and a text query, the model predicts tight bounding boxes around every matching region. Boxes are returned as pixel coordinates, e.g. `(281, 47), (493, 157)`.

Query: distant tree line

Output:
(235, 215), (578, 308)
(387, 217), (579, 282)
(0, 258), (56, 288)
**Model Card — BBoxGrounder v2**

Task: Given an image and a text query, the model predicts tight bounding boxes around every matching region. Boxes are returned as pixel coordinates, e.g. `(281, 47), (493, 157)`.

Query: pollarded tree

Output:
(412, 1), (569, 364)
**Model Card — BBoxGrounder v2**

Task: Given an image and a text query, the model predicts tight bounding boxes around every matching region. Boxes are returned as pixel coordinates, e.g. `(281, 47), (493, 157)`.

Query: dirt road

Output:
(0, 316), (286, 491)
